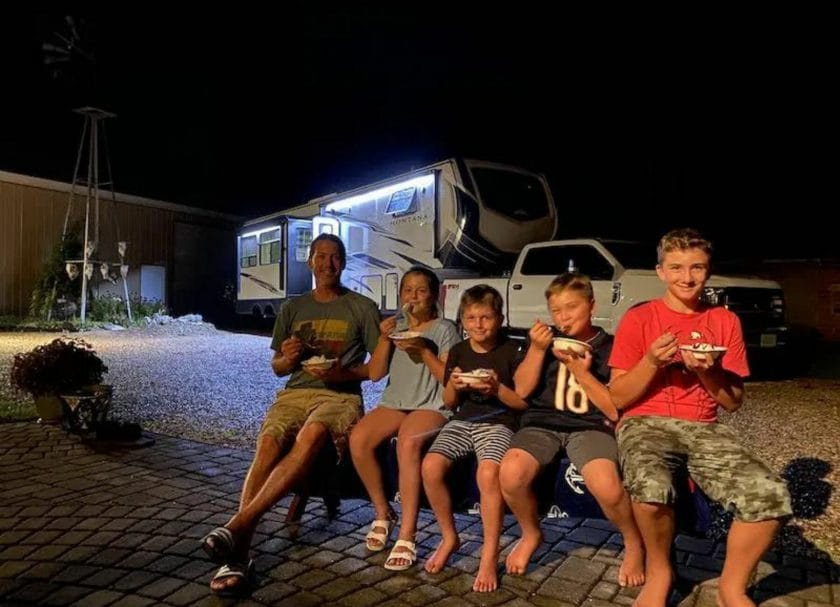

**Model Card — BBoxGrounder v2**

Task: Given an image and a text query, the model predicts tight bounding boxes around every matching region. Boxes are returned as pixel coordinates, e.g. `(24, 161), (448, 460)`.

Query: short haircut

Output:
(400, 266), (441, 299)
(459, 284), (504, 319)
(657, 228), (712, 264)
(544, 272), (594, 301)
(309, 233), (346, 265)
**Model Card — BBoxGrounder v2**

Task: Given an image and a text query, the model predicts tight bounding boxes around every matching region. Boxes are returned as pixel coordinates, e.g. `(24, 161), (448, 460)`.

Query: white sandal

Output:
(384, 539), (417, 571)
(365, 516), (396, 552)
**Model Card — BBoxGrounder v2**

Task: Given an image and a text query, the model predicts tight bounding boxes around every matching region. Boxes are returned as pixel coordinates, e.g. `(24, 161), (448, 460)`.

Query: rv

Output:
(235, 200), (321, 317)
(236, 158), (557, 316)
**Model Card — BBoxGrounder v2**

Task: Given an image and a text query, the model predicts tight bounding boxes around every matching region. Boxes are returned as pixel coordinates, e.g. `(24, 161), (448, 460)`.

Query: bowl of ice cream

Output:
(452, 368), (493, 385)
(679, 343), (727, 362)
(389, 330), (422, 341)
(552, 337), (593, 356)
(301, 355), (337, 371)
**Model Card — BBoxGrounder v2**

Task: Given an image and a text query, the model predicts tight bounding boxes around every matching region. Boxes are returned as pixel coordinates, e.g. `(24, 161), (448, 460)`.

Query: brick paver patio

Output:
(1, 422), (837, 606)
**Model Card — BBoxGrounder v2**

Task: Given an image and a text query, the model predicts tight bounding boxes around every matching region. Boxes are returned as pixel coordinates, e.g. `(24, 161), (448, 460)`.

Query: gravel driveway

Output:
(1, 325), (838, 561)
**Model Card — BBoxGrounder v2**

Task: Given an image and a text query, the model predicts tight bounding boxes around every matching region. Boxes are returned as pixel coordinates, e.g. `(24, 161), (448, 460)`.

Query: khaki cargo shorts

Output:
(617, 416), (792, 522)
(259, 388), (363, 460)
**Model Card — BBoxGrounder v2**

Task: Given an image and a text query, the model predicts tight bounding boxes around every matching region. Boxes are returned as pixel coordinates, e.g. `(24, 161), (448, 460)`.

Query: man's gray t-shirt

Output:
(271, 289), (381, 394)
(379, 318), (460, 413)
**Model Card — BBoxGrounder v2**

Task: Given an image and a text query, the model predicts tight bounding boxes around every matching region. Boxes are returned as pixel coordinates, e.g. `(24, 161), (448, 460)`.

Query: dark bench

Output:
(288, 437), (712, 535)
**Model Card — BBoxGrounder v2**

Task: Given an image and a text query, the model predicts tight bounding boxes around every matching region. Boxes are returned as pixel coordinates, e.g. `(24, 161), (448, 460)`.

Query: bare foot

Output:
(618, 539), (645, 587)
(505, 530), (543, 575)
(717, 584), (756, 607)
(632, 565), (671, 607)
(473, 550), (499, 592)
(424, 536), (460, 574)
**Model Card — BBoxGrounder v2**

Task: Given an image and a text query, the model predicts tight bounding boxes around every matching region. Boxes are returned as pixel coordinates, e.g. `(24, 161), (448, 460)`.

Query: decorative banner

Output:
(117, 241), (128, 258)
(66, 263), (79, 280)
(120, 264), (129, 279)
(100, 263), (110, 279)
(84, 263), (94, 280)
(85, 240), (97, 258)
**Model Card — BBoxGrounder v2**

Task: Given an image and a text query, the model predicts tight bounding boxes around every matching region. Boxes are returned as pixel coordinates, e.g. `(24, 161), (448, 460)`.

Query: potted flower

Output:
(9, 337), (109, 423)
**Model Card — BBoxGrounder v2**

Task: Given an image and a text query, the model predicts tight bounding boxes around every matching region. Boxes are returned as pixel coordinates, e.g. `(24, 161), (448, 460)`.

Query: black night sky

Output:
(1, 10), (834, 262)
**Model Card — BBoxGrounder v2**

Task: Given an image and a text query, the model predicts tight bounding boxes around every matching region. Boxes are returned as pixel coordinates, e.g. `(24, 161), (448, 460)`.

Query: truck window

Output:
(471, 167), (549, 221)
(521, 245), (614, 280)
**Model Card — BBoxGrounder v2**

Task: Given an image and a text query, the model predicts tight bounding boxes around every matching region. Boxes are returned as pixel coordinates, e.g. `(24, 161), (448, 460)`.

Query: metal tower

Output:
(62, 107), (132, 322)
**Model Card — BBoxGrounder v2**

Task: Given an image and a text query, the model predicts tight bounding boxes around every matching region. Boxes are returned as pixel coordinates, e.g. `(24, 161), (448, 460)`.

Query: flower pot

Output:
(35, 395), (64, 424)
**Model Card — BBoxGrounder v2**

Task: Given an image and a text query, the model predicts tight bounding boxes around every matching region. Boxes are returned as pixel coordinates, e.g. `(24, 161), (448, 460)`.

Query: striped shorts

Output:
(427, 419), (514, 464)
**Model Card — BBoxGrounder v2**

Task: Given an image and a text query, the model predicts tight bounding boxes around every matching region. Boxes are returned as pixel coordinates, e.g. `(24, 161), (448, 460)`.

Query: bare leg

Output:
(210, 427), (326, 593)
(499, 448), (543, 575)
(631, 501), (675, 607)
(581, 459), (645, 587)
(421, 452), (459, 573)
(226, 423), (329, 554)
(474, 460), (503, 592)
(386, 410), (447, 568)
(349, 407), (406, 548)
(717, 519), (781, 607)
(241, 434), (285, 510)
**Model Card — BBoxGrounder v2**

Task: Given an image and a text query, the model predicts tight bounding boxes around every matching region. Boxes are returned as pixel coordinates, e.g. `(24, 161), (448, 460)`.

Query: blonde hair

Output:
(544, 272), (593, 301)
(657, 228), (712, 264)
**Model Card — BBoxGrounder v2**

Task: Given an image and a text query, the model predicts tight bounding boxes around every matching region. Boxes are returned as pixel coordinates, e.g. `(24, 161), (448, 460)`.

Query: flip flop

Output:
(210, 559), (255, 597)
(384, 539), (417, 571)
(365, 514), (397, 552)
(201, 527), (235, 563)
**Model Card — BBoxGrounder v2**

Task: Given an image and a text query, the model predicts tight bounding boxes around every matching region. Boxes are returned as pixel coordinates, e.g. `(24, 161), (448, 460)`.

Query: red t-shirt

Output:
(609, 299), (749, 422)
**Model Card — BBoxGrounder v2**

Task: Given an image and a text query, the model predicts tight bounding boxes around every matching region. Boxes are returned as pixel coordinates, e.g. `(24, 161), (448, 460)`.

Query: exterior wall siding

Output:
(0, 172), (239, 319)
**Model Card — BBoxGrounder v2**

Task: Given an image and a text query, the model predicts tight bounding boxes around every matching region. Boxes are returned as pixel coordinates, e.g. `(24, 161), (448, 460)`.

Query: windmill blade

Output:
(65, 15), (80, 43)
(42, 42), (70, 54)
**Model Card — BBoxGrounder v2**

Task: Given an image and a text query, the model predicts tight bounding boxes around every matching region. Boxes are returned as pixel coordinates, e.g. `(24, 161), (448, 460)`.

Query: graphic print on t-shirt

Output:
(554, 363), (590, 415)
(293, 318), (350, 359)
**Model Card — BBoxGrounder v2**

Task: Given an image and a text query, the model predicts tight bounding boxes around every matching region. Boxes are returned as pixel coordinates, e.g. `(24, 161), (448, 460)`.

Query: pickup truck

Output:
(440, 239), (788, 352)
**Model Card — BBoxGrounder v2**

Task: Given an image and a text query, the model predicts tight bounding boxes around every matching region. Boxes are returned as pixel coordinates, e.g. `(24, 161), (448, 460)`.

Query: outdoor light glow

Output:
(324, 174), (433, 212)
(240, 225), (282, 239)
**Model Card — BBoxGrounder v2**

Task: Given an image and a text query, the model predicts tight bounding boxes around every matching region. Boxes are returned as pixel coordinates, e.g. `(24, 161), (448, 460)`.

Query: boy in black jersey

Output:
(499, 273), (645, 587)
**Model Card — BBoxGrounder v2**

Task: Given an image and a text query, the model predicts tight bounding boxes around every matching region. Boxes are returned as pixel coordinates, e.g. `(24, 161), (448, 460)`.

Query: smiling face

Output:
(308, 237), (345, 289)
(399, 271), (437, 320)
(656, 247), (710, 312)
(547, 289), (595, 340)
(461, 303), (503, 349)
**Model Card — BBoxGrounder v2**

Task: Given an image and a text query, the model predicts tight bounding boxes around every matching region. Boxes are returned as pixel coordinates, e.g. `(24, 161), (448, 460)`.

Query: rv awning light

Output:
(325, 175), (434, 212)
(240, 225), (283, 239)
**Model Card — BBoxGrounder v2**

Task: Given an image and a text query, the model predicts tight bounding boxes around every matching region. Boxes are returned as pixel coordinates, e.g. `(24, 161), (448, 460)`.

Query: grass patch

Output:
(0, 397), (36, 422)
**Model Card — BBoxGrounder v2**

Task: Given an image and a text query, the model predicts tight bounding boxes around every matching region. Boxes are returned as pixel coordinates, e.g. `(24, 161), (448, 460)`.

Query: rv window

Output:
(471, 168), (548, 221)
(240, 236), (258, 268)
(385, 187), (417, 215)
(521, 245), (614, 280)
(296, 228), (313, 262)
(259, 229), (282, 265)
(260, 241), (281, 265)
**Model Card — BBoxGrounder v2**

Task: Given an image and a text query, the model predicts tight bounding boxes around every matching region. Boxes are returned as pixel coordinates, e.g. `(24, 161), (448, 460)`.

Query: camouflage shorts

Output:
(617, 416), (792, 522)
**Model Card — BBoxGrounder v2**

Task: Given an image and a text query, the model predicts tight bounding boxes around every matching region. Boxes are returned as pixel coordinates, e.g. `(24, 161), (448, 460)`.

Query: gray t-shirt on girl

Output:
(378, 318), (460, 414)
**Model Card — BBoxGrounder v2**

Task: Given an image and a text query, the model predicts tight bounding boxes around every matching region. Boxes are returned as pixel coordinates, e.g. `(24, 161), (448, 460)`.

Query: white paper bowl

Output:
(552, 337), (592, 356)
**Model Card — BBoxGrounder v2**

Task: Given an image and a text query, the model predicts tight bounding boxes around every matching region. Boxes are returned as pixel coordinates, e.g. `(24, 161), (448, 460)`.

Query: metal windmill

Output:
(43, 16), (132, 322)
(61, 107), (132, 322)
